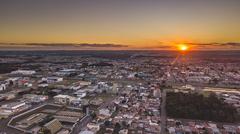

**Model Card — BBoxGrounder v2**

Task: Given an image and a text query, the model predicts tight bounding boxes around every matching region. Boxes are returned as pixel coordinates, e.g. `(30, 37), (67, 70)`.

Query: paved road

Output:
(70, 115), (92, 134)
(160, 90), (166, 134)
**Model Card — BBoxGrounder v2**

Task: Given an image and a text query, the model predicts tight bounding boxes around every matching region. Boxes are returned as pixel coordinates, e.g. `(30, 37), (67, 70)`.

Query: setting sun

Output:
(178, 44), (189, 51)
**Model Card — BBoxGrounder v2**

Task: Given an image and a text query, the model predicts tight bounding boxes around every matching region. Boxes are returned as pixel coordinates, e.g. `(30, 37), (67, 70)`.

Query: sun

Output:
(178, 44), (189, 51)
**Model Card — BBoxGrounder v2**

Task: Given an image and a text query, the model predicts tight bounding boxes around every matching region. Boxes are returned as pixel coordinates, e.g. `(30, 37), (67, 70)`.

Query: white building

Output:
(38, 83), (48, 88)
(54, 95), (76, 105)
(1, 102), (28, 113)
(42, 77), (63, 83)
(11, 70), (36, 75)
(87, 123), (100, 133)
(99, 108), (112, 117)
(56, 69), (76, 76)
(23, 94), (48, 102)
(74, 90), (87, 98)
(5, 77), (20, 85)
(0, 83), (6, 91)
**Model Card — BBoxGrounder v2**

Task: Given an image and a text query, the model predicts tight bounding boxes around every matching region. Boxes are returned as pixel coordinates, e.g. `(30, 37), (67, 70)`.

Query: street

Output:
(160, 89), (166, 134)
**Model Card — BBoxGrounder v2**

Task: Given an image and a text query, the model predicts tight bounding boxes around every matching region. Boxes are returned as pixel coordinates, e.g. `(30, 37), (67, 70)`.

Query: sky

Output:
(0, 0), (240, 50)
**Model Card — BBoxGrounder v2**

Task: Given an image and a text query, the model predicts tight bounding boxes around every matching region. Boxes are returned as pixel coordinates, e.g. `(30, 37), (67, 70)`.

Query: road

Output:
(160, 89), (166, 134)
(70, 115), (92, 134)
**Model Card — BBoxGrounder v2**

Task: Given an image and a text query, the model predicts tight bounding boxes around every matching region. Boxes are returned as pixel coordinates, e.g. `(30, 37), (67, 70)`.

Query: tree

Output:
(104, 120), (111, 127)
(90, 112), (97, 119)
(113, 123), (121, 134)
(121, 121), (128, 129)
(166, 92), (240, 122)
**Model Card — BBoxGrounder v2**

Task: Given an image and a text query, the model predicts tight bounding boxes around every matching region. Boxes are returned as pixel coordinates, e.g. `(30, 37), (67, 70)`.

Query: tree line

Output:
(166, 92), (240, 123)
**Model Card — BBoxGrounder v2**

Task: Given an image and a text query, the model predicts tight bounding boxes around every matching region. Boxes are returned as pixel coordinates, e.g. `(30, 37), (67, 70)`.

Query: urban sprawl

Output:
(0, 51), (239, 134)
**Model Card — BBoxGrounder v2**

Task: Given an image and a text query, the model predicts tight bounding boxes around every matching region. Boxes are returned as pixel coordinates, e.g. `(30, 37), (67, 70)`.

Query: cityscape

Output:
(0, 0), (240, 134)
(0, 50), (239, 134)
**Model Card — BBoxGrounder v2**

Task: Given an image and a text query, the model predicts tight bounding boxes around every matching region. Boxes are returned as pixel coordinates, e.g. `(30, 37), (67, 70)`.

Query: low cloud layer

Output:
(189, 42), (240, 47)
(0, 43), (128, 48)
(0, 42), (240, 50)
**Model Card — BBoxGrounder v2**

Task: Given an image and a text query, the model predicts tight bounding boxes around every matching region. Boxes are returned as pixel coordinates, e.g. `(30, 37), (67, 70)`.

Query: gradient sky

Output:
(1, 0), (240, 50)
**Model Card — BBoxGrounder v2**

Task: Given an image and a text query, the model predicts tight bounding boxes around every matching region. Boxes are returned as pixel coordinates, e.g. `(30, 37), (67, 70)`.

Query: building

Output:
(153, 88), (161, 98)
(42, 119), (62, 134)
(0, 101), (29, 118)
(54, 95), (76, 105)
(42, 77), (63, 83)
(0, 83), (6, 91)
(11, 70), (36, 75)
(87, 123), (100, 133)
(56, 69), (77, 76)
(5, 77), (20, 85)
(16, 113), (48, 129)
(73, 90), (87, 98)
(23, 94), (48, 104)
(99, 108), (112, 117)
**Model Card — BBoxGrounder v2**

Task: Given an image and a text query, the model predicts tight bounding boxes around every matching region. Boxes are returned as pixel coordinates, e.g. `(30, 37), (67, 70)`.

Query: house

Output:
(168, 127), (176, 134)
(75, 81), (91, 87)
(53, 95), (76, 105)
(87, 123), (100, 133)
(99, 108), (112, 117)
(119, 129), (128, 134)
(73, 90), (87, 98)
(70, 81), (91, 91)
(0, 83), (6, 91)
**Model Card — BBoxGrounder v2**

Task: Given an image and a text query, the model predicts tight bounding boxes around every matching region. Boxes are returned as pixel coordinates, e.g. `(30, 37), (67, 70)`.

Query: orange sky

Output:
(0, 0), (240, 50)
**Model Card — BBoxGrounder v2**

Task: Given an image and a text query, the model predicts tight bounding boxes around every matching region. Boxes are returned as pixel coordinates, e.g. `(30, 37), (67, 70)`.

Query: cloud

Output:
(0, 43), (128, 48)
(220, 42), (240, 47)
(188, 42), (240, 47)
(135, 45), (173, 50)
(75, 43), (127, 48)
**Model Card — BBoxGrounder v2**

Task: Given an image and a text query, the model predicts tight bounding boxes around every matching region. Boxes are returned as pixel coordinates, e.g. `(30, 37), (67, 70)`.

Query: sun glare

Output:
(178, 44), (188, 51)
